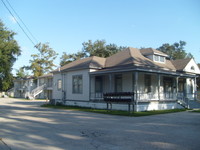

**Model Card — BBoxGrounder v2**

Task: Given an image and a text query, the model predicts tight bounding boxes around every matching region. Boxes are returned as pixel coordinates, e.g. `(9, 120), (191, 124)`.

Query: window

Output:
(154, 55), (165, 63)
(57, 79), (62, 90)
(154, 55), (159, 61)
(160, 56), (164, 62)
(144, 75), (151, 93)
(73, 75), (83, 94)
(115, 75), (122, 92)
(191, 66), (195, 71)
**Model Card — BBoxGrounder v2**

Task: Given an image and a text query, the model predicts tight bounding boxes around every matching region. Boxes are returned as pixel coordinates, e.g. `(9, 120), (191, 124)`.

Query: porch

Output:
(90, 71), (196, 103)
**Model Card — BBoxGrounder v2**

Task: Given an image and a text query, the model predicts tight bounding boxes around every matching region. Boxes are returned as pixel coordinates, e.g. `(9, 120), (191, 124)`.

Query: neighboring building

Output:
(37, 73), (53, 99)
(197, 64), (200, 99)
(51, 47), (200, 111)
(14, 76), (36, 98)
(13, 73), (53, 99)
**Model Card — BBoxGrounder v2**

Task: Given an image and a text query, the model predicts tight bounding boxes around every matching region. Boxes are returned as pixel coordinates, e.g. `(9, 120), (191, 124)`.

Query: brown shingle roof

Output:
(52, 56), (106, 73)
(52, 47), (178, 74)
(171, 58), (191, 71)
(105, 47), (176, 71)
(140, 48), (168, 57)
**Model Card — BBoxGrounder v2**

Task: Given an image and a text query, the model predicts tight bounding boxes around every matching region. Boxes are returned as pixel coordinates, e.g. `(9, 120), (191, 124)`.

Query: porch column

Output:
(134, 71), (138, 112)
(109, 74), (113, 92)
(157, 74), (161, 100)
(194, 77), (197, 100)
(176, 77), (179, 100)
(185, 78), (188, 99)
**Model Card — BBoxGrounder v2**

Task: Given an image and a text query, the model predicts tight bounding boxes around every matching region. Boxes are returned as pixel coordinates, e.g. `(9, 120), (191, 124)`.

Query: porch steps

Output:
(29, 84), (45, 99)
(177, 100), (188, 109)
(177, 100), (200, 109)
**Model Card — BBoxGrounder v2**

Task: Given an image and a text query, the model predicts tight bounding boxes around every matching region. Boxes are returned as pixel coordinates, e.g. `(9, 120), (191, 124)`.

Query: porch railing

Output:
(90, 92), (195, 102)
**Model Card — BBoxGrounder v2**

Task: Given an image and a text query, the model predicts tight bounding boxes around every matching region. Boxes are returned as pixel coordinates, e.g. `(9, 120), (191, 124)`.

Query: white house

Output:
(14, 73), (53, 99)
(14, 76), (36, 98)
(51, 47), (200, 111)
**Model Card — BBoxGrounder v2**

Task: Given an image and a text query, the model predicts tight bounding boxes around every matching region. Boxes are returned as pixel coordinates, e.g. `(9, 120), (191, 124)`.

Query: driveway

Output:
(0, 98), (200, 150)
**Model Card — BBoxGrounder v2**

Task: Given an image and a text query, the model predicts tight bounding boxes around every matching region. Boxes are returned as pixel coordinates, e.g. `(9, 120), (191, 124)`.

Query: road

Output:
(0, 98), (200, 150)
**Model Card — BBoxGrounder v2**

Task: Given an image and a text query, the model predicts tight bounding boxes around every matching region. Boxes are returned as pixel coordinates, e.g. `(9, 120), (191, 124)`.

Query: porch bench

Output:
(103, 92), (134, 112)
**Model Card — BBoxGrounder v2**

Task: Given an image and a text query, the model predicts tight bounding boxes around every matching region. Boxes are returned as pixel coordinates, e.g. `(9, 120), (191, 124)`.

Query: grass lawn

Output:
(190, 109), (200, 113)
(41, 104), (186, 117)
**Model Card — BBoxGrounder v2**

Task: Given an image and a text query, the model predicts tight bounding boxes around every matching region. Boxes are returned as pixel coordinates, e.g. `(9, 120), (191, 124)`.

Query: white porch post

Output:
(134, 71), (138, 112)
(157, 74), (161, 100)
(109, 74), (113, 92)
(194, 77), (197, 100)
(176, 77), (179, 100)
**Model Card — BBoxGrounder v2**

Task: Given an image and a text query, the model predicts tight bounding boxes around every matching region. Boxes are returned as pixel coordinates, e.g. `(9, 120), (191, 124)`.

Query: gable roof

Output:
(52, 56), (106, 73)
(171, 58), (192, 71)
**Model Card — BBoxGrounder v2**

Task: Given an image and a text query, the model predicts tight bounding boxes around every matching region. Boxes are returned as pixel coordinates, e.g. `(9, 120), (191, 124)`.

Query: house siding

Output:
(66, 69), (90, 101)
(52, 73), (62, 100)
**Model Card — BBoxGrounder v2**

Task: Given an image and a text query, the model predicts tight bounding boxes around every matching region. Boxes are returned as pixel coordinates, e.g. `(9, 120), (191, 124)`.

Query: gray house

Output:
(51, 47), (200, 111)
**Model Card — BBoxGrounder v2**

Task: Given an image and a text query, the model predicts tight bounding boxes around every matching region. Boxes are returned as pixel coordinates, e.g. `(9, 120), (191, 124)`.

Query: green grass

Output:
(190, 109), (200, 113)
(41, 104), (186, 117)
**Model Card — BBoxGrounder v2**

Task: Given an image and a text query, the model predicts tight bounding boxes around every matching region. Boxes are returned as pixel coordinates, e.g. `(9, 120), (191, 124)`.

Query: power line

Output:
(1, 0), (38, 47)
(5, 0), (39, 44)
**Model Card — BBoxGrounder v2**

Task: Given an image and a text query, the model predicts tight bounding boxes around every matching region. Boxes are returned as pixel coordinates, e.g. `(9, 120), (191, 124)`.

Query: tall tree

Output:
(157, 41), (193, 60)
(82, 40), (126, 57)
(28, 43), (58, 77)
(0, 20), (21, 91)
(60, 40), (126, 66)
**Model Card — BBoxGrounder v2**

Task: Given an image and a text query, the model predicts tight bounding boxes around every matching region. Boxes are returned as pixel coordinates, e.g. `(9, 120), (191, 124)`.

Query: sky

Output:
(0, 0), (200, 75)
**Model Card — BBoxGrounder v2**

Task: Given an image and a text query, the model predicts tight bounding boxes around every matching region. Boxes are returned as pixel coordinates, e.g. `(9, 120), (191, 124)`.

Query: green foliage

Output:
(15, 67), (29, 78)
(60, 39), (126, 66)
(157, 41), (193, 60)
(0, 20), (21, 91)
(28, 43), (58, 77)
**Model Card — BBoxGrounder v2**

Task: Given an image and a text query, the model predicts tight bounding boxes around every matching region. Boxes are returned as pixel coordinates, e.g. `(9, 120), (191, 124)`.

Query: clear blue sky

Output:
(1, 0), (200, 75)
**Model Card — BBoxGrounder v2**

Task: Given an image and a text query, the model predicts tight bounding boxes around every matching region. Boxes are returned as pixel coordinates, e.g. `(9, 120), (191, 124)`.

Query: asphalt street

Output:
(0, 98), (200, 150)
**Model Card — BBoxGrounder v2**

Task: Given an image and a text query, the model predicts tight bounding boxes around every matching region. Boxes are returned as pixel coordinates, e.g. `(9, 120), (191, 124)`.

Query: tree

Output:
(60, 51), (85, 66)
(15, 67), (29, 78)
(60, 40), (126, 66)
(0, 20), (21, 91)
(28, 43), (58, 77)
(82, 40), (126, 57)
(157, 41), (193, 60)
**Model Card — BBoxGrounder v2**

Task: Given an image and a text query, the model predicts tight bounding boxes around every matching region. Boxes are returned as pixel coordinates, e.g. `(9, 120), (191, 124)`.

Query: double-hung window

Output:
(73, 75), (83, 94)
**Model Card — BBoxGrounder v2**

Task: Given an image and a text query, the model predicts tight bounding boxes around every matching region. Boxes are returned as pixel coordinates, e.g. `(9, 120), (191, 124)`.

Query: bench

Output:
(103, 92), (134, 113)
